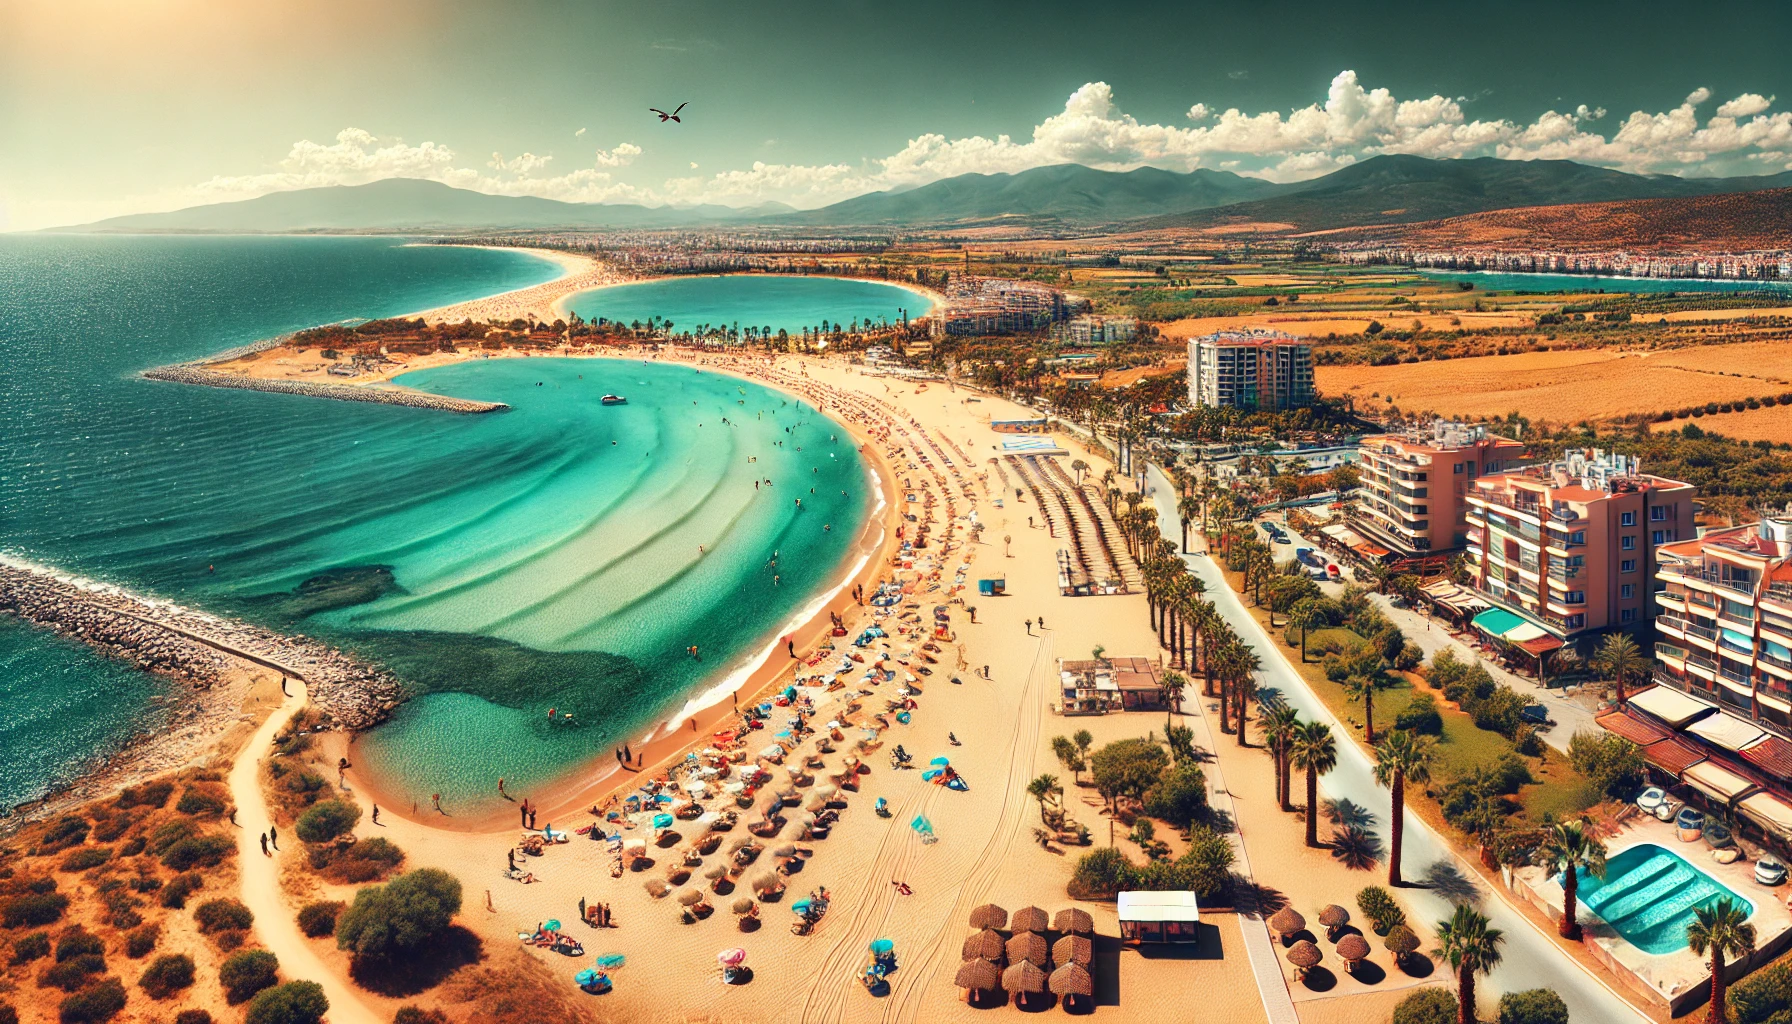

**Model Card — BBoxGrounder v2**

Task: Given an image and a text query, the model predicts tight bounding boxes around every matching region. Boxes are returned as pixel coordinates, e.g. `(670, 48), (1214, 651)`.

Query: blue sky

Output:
(6, 0), (1792, 229)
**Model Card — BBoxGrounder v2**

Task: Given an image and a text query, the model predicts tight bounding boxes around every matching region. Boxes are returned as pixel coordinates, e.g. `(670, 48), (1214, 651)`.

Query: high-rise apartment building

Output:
(1186, 330), (1314, 412)
(1351, 421), (1526, 556)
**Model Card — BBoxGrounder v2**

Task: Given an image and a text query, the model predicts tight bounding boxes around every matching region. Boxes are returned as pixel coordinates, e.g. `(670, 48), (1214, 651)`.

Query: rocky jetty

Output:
(0, 560), (406, 731)
(142, 365), (507, 413)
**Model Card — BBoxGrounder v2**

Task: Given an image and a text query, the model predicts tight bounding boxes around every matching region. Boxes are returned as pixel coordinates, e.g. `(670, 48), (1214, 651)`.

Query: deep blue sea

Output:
(0, 236), (868, 810)
(1416, 269), (1792, 294)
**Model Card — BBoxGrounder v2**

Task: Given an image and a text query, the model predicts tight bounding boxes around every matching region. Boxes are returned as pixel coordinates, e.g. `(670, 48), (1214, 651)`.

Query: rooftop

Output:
(1365, 419), (1517, 452)
(1189, 329), (1308, 348)
(1475, 449), (1692, 498)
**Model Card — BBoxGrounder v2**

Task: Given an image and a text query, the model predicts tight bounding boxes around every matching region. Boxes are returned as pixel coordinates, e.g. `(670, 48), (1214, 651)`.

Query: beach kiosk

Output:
(1118, 890), (1199, 944)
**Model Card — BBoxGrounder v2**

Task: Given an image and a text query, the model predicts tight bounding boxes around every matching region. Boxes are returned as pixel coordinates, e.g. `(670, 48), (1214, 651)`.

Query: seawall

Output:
(142, 365), (508, 413)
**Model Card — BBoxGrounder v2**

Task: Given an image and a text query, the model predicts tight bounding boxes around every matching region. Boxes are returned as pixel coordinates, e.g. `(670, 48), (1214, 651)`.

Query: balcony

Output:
(1720, 663), (1754, 686)
(1661, 562), (1758, 597)
(1686, 652), (1719, 677)
(1548, 506), (1584, 525)
(1684, 620), (1719, 641)
(1761, 649), (1792, 673)
(1547, 563), (1583, 582)
(1768, 581), (1792, 604)
(1656, 590), (1685, 609)
(1472, 490), (1544, 521)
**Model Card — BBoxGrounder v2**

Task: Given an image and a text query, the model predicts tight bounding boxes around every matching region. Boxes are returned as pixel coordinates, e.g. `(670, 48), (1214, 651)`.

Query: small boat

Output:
(602, 394), (628, 406)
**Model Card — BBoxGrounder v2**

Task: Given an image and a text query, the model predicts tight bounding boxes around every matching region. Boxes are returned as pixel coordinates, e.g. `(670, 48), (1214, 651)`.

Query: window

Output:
(1621, 559), (1637, 573)
(1570, 531), (1586, 545)
(1622, 536), (1637, 551)
(1652, 530), (1666, 546)
(1651, 506), (1668, 521)
(1566, 614), (1585, 629)
(1563, 591), (1585, 604)
(1621, 584), (1635, 599)
(1622, 608), (1637, 623)
(1454, 462), (1463, 475)
(1621, 511), (1636, 527)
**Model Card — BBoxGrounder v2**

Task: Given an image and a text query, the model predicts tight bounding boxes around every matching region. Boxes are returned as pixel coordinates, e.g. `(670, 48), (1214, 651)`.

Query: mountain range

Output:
(45, 156), (1792, 239)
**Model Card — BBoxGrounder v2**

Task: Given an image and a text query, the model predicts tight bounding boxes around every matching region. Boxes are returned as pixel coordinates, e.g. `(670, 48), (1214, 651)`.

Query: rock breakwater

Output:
(142, 365), (507, 413)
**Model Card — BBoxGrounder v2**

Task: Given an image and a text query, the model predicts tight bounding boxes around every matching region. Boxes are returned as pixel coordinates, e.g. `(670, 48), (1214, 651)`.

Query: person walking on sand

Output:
(433, 793), (443, 813)
(259, 833), (269, 856)
(1038, 615), (1046, 630)
(229, 808), (237, 826)
(371, 804), (381, 825)
(269, 825), (278, 850)
(1024, 618), (1033, 635)
(279, 676), (289, 697)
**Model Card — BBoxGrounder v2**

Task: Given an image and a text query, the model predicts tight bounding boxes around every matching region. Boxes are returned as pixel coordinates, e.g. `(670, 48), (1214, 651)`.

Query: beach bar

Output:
(1118, 890), (1199, 944)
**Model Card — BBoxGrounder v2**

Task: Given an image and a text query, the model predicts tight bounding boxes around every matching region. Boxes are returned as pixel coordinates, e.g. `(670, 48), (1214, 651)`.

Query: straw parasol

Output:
(1052, 934), (1092, 967)
(954, 958), (1001, 993)
(771, 844), (798, 859)
(731, 897), (756, 915)
(1383, 924), (1420, 967)
(1317, 905), (1350, 941)
(969, 904), (1008, 931)
(1001, 960), (1049, 1005)
(665, 867), (692, 886)
(1006, 931), (1050, 967)
(1052, 908), (1094, 936)
(962, 929), (1005, 962)
(677, 888), (706, 907)
(644, 878), (671, 898)
(1286, 939), (1323, 978)
(751, 873), (784, 895)
(1336, 934), (1371, 973)
(1048, 962), (1093, 1003)
(1268, 907), (1306, 942)
(1010, 906), (1050, 934)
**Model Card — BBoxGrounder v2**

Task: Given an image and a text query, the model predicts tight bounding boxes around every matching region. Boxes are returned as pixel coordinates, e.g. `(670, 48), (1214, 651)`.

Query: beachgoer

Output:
(1024, 619), (1033, 635)
(433, 793), (442, 813)
(279, 676), (289, 697)
(269, 825), (278, 850)
(1038, 616), (1046, 630)
(229, 808), (237, 826)
(371, 805), (381, 825)
(259, 833), (268, 856)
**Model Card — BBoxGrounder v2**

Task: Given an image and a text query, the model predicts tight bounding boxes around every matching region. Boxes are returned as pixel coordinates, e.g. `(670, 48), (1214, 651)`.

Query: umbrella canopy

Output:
(652, 813), (676, 830)
(1268, 907), (1306, 936)
(954, 958), (1001, 991)
(544, 919), (562, 932)
(969, 904), (1008, 931)
(677, 889), (706, 906)
(771, 844), (798, 859)
(1317, 905), (1350, 930)
(1287, 939), (1323, 970)
(1052, 908), (1094, 936)
(1001, 960), (1048, 994)
(869, 938), (895, 955)
(595, 953), (627, 969)
(930, 756), (951, 766)
(1006, 932), (1050, 967)
(643, 879), (670, 898)
(1010, 906), (1050, 934)
(717, 948), (748, 966)
(1337, 935), (1371, 962)
(704, 865), (729, 880)
(574, 968), (599, 986)
(1048, 962), (1093, 998)
(791, 898), (814, 915)
(752, 874), (782, 894)
(962, 929), (1005, 962)
(1052, 934), (1092, 967)
(817, 784), (838, 798)
(731, 898), (756, 915)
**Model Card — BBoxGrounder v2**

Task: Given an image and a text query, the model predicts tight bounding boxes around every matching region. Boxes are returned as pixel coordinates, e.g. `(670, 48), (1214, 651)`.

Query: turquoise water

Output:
(0, 235), (867, 810)
(1418, 269), (1792, 294)
(566, 274), (931, 335)
(1577, 843), (1754, 954)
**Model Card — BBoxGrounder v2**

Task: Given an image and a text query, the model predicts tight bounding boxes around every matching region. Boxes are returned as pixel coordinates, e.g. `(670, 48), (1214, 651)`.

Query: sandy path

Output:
(228, 678), (381, 1024)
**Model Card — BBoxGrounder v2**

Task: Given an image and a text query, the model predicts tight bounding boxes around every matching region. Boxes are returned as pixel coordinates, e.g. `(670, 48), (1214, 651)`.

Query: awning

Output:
(1596, 710), (1671, 747)
(1472, 608), (1525, 637)
(1515, 635), (1565, 656)
(1682, 760), (1759, 803)
(1642, 736), (1707, 775)
(1741, 735), (1792, 778)
(1504, 622), (1549, 643)
(1739, 792), (1792, 841)
(1117, 890), (1199, 923)
(1686, 713), (1769, 752)
(1628, 685), (1720, 729)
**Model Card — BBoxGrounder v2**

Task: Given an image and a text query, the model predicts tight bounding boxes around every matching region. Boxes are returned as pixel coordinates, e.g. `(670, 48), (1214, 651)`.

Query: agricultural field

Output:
(1650, 406), (1792, 444)
(1160, 309), (1533, 340)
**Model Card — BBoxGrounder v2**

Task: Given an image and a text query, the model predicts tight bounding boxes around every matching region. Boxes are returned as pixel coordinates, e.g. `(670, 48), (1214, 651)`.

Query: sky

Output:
(6, 0), (1792, 230)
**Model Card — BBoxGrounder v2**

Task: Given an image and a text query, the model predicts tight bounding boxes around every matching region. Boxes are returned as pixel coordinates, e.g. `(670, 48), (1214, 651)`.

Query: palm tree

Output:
(1230, 647), (1262, 747)
(1051, 736), (1085, 783)
(1344, 673), (1381, 743)
(1435, 904), (1504, 1024)
(1534, 819), (1607, 941)
(1073, 729), (1093, 770)
(1262, 706), (1301, 812)
(1366, 561), (1392, 594)
(1593, 633), (1647, 707)
(1026, 774), (1061, 824)
(1161, 671), (1188, 729)
(1374, 730), (1435, 887)
(1289, 598), (1325, 663)
(1291, 720), (1338, 847)
(1178, 494), (1200, 553)
(1687, 898), (1755, 1024)
(1070, 459), (1090, 486)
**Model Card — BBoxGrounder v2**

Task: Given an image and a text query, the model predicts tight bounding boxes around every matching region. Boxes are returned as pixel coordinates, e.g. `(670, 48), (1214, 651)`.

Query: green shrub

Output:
(321, 838), (405, 884)
(282, 772), (326, 802)
(1473, 685), (1529, 737)
(392, 1008), (447, 1024)
(1393, 693), (1442, 735)
(194, 898), (253, 934)
(56, 929), (104, 962)
(214, 929), (247, 952)
(116, 781), (174, 809)
(335, 869), (462, 960)
(1392, 987), (1456, 1024)
(90, 814), (133, 843)
(118, 836), (146, 857)
(139, 953), (196, 999)
(297, 902), (343, 939)
(245, 981), (329, 1024)
(1355, 885), (1406, 934)
(1568, 730), (1646, 799)
(1497, 988), (1569, 1024)
(42, 954), (107, 991)
(1141, 761), (1210, 828)
(174, 1012), (213, 1024)
(1088, 739), (1168, 808)
(160, 872), (203, 909)
(60, 848), (112, 872)
(1176, 826), (1235, 898)
(1729, 956), (1792, 1023)
(57, 979), (127, 1024)
(219, 949), (280, 1005)
(11, 932), (51, 964)
(160, 834), (232, 871)
(295, 801), (361, 844)
(34, 817), (91, 855)
(147, 820), (198, 856)
(0, 1004), (15, 1024)
(175, 788), (227, 817)
(3, 892), (71, 928)
(124, 923), (159, 959)
(1068, 847), (1131, 900)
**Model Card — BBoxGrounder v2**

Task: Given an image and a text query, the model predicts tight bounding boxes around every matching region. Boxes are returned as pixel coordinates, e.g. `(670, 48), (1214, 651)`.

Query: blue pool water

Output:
(1577, 843), (1754, 955)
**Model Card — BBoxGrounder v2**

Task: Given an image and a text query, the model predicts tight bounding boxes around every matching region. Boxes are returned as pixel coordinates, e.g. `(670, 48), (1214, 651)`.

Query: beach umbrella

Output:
(929, 756), (950, 766)
(731, 898), (756, 915)
(729, 837), (757, 852)
(595, 953), (626, 969)
(704, 865), (729, 881)
(816, 783), (838, 798)
(1010, 906), (1049, 935)
(677, 889), (706, 907)
(791, 898), (814, 915)
(717, 948), (748, 967)
(665, 867), (691, 886)
(1048, 962), (1093, 999)
(868, 938), (894, 955)
(1286, 939), (1323, 977)
(962, 929), (1005, 962)
(1001, 960), (1048, 996)
(1006, 931), (1049, 967)
(953, 958), (1001, 992)
(1052, 934), (1092, 967)
(652, 813), (675, 830)
(771, 844), (798, 859)
(1052, 908), (1094, 936)
(752, 873), (782, 894)
(1337, 934), (1371, 972)
(543, 919), (562, 932)
(1268, 907), (1306, 941)
(644, 879), (670, 898)
(1317, 905), (1350, 940)
(969, 904), (1008, 931)
(574, 968), (599, 986)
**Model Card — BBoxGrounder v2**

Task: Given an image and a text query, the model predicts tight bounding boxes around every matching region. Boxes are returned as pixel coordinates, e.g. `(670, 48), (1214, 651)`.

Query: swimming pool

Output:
(1578, 843), (1754, 955)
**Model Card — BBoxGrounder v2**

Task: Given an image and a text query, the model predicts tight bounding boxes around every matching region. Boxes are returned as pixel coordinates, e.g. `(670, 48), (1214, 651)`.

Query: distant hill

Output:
(1139, 155), (1792, 233)
(781, 164), (1284, 227)
(1342, 187), (1792, 252)
(50, 178), (770, 233)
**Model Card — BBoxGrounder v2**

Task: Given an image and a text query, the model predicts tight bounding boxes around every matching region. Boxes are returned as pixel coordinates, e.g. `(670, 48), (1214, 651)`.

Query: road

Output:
(1145, 466), (1651, 1024)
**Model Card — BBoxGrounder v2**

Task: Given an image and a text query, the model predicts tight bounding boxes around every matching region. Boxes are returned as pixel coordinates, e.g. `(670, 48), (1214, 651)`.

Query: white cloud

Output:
(575, 127), (587, 137)
(1717, 93), (1774, 118)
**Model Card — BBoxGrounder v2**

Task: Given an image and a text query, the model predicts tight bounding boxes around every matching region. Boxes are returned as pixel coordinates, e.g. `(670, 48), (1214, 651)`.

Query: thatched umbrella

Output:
(1383, 924), (1420, 968)
(644, 878), (670, 898)
(1052, 934), (1092, 968)
(969, 904), (1008, 931)
(1052, 908), (1094, 936)
(1010, 905), (1050, 934)
(1268, 907), (1306, 942)
(1317, 905), (1350, 942)
(731, 897), (756, 916)
(728, 836), (757, 852)
(1006, 931), (1050, 967)
(1336, 934), (1371, 974)
(1286, 939), (1323, 979)
(1001, 960), (1049, 1007)
(752, 873), (784, 895)
(771, 844), (798, 860)
(962, 929), (1005, 962)
(677, 888), (706, 907)
(954, 958), (1001, 998)
(665, 867), (692, 886)
(1048, 962), (1093, 1007)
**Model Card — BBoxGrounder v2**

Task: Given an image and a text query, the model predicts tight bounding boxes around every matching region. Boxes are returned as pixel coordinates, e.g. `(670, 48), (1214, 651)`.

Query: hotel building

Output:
(1186, 330), (1314, 413)
(1350, 421), (1526, 556)
(1463, 449), (1694, 641)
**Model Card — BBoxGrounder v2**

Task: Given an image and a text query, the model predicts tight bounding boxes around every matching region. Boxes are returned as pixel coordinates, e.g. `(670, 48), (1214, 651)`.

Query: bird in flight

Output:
(651, 102), (687, 123)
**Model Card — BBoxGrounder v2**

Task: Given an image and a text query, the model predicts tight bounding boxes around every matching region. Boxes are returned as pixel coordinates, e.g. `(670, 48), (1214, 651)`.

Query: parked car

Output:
(1757, 855), (1788, 887)
(1704, 819), (1736, 849)
(1677, 807), (1707, 840)
(1519, 704), (1550, 726)
(1636, 787), (1669, 815)
(1653, 796), (1682, 822)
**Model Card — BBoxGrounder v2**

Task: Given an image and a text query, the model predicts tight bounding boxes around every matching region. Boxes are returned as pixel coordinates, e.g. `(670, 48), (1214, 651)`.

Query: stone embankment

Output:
(142, 365), (507, 413)
(0, 560), (406, 732)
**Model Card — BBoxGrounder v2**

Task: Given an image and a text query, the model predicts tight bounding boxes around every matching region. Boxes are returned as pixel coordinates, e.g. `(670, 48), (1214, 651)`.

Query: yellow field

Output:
(1655, 307), (1792, 322)
(1644, 342), (1792, 384)
(1651, 406), (1792, 444)
(1161, 310), (1532, 340)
